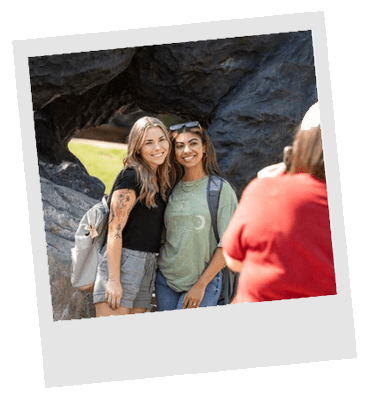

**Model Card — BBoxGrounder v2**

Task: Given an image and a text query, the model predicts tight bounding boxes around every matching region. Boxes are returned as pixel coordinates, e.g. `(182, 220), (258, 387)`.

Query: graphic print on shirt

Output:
(169, 192), (209, 235)
(194, 215), (206, 230)
(169, 191), (210, 278)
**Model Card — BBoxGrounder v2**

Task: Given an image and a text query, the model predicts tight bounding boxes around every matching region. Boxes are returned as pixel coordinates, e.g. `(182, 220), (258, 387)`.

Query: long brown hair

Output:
(123, 116), (175, 207)
(289, 124), (325, 181)
(170, 123), (222, 179)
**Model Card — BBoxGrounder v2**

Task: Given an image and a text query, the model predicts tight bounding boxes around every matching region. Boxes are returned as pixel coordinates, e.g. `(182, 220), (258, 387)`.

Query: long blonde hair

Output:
(288, 101), (325, 181)
(123, 116), (175, 207)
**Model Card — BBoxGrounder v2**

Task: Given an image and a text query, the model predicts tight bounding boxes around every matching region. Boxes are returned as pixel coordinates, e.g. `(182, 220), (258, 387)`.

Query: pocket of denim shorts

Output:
(139, 257), (157, 292)
(119, 252), (129, 272)
(121, 253), (146, 287)
(148, 264), (157, 294)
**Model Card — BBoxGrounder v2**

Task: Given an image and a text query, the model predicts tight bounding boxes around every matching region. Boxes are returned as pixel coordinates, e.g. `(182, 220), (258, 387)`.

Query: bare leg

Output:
(95, 302), (131, 317)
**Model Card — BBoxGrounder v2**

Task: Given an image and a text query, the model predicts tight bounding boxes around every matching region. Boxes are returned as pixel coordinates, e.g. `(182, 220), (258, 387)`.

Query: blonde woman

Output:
(93, 116), (174, 317)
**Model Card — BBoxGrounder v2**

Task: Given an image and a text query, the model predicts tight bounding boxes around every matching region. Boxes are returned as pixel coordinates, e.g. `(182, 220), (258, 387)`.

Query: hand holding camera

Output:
(257, 145), (293, 179)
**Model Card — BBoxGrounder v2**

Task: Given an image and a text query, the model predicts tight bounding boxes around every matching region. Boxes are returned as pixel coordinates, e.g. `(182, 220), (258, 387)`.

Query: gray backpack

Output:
(71, 169), (140, 291)
(71, 195), (110, 291)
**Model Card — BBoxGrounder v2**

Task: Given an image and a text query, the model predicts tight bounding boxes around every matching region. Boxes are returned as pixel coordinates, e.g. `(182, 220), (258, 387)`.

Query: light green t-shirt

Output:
(158, 175), (238, 292)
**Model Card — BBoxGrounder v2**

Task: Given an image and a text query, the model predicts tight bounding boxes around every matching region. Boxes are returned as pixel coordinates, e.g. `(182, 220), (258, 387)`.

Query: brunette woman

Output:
(93, 116), (174, 317)
(155, 121), (238, 311)
(222, 102), (337, 302)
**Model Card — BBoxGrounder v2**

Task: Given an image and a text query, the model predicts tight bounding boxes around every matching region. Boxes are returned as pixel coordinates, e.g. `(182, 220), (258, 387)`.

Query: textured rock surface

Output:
(29, 48), (136, 110)
(32, 76), (134, 165)
(208, 32), (317, 189)
(41, 177), (97, 320)
(124, 33), (292, 122)
(39, 161), (105, 200)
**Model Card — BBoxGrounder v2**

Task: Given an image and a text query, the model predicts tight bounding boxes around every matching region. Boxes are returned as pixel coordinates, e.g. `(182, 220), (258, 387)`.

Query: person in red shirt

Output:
(222, 102), (337, 302)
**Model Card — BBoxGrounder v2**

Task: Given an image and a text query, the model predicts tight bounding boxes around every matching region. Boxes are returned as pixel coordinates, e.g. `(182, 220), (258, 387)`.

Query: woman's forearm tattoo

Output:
(114, 224), (122, 239)
(109, 189), (133, 225)
(108, 206), (115, 224)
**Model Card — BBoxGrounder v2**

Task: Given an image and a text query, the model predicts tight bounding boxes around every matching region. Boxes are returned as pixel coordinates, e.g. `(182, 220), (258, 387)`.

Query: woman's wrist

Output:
(195, 276), (209, 290)
(108, 276), (120, 282)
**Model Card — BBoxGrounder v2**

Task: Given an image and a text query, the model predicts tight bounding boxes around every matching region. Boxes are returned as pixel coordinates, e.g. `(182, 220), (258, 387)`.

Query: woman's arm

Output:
(105, 188), (136, 310)
(257, 162), (286, 178)
(182, 247), (225, 309)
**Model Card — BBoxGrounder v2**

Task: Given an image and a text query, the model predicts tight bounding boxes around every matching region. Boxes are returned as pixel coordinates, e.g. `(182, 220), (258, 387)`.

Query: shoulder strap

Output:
(206, 175), (223, 243)
(102, 195), (110, 212)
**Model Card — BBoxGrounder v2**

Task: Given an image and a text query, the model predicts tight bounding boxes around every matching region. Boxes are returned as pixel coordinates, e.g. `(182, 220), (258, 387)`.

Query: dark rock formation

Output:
(41, 176), (97, 320)
(29, 48), (136, 110)
(39, 161), (105, 200)
(30, 49), (136, 202)
(208, 32), (317, 189)
(73, 124), (130, 145)
(124, 33), (292, 123)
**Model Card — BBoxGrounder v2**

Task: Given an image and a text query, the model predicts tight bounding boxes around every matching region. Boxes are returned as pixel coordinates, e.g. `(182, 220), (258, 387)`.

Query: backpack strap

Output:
(102, 195), (110, 213)
(206, 175), (223, 243)
(207, 175), (240, 305)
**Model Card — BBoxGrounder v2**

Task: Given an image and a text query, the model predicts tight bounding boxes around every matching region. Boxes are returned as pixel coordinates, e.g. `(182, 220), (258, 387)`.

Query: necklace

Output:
(180, 176), (207, 192)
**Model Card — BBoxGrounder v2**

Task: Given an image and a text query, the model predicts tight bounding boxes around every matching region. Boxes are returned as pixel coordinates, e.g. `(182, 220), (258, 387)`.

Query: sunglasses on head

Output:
(169, 121), (200, 131)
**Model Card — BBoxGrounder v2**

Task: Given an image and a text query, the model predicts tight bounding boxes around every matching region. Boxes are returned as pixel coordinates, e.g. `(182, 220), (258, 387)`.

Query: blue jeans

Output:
(155, 268), (222, 311)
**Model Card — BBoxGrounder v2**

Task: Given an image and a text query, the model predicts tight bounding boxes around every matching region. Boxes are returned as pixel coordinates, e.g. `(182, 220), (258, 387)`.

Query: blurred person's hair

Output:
(283, 145), (293, 172)
(289, 101), (325, 181)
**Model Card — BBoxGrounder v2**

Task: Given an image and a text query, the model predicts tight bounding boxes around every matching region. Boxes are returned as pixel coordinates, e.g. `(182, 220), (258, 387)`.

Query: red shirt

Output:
(222, 174), (336, 303)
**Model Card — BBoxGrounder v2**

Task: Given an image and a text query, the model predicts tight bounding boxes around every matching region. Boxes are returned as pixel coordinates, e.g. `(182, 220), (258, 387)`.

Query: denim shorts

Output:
(93, 248), (158, 309)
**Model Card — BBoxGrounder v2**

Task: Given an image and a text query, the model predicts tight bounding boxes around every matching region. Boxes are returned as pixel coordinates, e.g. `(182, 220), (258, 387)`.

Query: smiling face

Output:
(139, 126), (170, 170)
(174, 132), (205, 172)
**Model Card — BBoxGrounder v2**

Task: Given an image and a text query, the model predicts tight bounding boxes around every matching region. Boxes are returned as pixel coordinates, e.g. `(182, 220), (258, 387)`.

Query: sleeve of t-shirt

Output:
(112, 168), (140, 198)
(222, 178), (267, 261)
(222, 177), (267, 261)
(221, 190), (248, 261)
(216, 181), (239, 248)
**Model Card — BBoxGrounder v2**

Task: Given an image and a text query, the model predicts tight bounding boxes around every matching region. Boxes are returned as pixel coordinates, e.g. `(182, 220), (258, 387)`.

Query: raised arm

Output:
(257, 162), (286, 179)
(105, 188), (137, 310)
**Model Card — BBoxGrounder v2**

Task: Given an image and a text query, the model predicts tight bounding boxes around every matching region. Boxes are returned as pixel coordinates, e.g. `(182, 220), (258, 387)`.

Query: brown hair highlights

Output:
(289, 124), (325, 181)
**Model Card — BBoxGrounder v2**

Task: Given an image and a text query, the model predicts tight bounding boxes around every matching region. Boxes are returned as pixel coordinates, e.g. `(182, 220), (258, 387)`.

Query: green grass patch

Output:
(68, 140), (127, 194)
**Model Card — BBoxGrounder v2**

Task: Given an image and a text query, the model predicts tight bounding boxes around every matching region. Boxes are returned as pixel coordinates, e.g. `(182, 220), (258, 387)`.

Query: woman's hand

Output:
(182, 283), (206, 309)
(257, 162), (286, 179)
(223, 250), (244, 273)
(105, 278), (123, 310)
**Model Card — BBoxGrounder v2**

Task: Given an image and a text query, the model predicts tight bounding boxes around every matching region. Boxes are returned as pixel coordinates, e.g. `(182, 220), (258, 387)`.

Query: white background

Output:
(3, 1), (367, 398)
